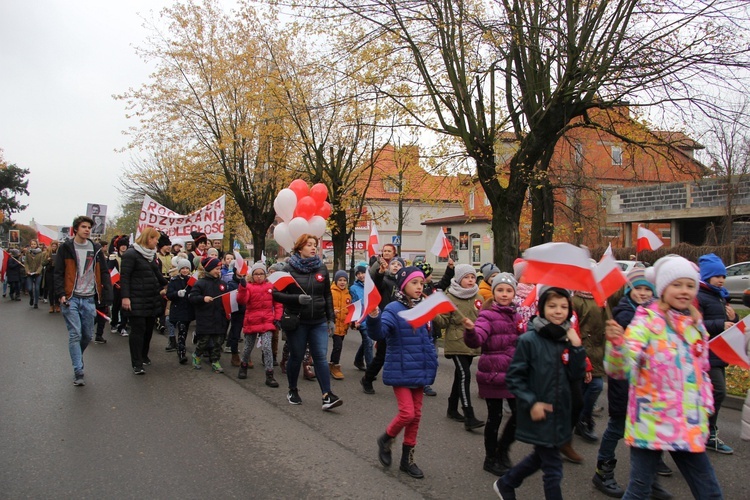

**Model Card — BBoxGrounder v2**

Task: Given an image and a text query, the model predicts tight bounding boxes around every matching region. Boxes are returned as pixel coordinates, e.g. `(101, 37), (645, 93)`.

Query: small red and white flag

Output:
(268, 271), (298, 291)
(603, 243), (613, 258)
(222, 290), (240, 319)
(32, 221), (58, 246)
(593, 253), (627, 305)
(367, 223), (381, 259)
(398, 290), (457, 329)
(187, 271), (200, 287)
(521, 243), (596, 292)
(429, 228), (453, 258)
(233, 251), (248, 276)
(709, 316), (750, 369)
(521, 284), (541, 308)
(346, 271), (381, 323)
(109, 267), (120, 285)
(96, 309), (112, 323)
(636, 226), (663, 252)
(0, 247), (8, 281)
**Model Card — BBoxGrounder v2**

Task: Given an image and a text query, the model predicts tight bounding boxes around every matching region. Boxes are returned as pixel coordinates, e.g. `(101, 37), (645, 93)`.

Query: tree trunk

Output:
(250, 225), (266, 262)
(331, 205), (349, 271)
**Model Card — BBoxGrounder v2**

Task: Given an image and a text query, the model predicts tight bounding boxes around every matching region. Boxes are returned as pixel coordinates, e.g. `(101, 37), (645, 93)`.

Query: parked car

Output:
(743, 288), (750, 308)
(725, 261), (750, 302)
(615, 260), (648, 273)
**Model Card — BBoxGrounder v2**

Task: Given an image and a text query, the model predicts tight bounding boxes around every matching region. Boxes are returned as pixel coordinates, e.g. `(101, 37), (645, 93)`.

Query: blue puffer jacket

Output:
(367, 300), (438, 387)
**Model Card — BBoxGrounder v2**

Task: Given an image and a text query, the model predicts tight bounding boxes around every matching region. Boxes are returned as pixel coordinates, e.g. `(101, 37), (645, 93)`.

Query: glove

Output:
(298, 295), (312, 305)
(177, 289), (186, 298)
(328, 321), (336, 337)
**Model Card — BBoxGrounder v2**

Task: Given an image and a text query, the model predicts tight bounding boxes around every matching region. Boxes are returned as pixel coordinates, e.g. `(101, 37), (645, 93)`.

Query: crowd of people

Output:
(3, 218), (750, 499)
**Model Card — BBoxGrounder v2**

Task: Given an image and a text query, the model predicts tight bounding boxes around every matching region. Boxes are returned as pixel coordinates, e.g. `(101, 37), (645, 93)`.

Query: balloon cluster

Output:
(273, 180), (331, 252)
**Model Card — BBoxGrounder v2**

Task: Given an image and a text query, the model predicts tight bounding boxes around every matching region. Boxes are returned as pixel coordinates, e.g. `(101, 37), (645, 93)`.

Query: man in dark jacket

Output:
(189, 256), (229, 373)
(54, 216), (113, 386)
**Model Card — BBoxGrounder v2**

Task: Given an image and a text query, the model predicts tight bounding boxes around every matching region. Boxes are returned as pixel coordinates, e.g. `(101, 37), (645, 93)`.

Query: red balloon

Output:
(289, 179), (309, 201)
(294, 196), (317, 220)
(316, 201), (332, 219)
(310, 183), (328, 204)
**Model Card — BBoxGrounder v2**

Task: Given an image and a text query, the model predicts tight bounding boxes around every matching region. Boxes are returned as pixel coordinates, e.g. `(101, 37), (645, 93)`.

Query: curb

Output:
(724, 394), (746, 411)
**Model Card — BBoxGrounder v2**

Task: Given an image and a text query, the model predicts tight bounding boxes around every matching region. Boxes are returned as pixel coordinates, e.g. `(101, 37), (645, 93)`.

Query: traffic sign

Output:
(392, 235), (401, 245)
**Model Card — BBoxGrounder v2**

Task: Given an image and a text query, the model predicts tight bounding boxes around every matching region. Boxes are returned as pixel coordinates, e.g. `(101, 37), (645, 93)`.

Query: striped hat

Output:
(625, 267), (656, 296)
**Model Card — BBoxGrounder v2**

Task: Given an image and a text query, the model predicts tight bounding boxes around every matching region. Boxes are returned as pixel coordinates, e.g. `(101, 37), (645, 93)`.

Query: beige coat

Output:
(434, 290), (482, 357)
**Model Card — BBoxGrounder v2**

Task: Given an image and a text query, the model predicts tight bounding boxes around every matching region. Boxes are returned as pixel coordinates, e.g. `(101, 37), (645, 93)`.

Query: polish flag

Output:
(603, 243), (613, 258)
(398, 290), (456, 329)
(0, 247), (8, 281)
(368, 223), (380, 258)
(233, 251), (248, 276)
(429, 228), (453, 258)
(187, 271), (200, 287)
(96, 309), (112, 322)
(32, 221), (58, 246)
(636, 226), (663, 252)
(268, 271), (297, 291)
(709, 316), (750, 369)
(593, 253), (627, 305)
(346, 271), (381, 323)
(521, 284), (540, 308)
(109, 267), (120, 285)
(222, 290), (240, 319)
(521, 243), (597, 292)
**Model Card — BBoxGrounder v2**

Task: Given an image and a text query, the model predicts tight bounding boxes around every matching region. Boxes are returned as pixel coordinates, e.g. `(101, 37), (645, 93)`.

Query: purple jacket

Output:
(464, 302), (523, 399)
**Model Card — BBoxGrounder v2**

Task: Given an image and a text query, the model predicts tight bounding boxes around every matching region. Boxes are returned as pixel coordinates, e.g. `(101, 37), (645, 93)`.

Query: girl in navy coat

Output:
(464, 273), (523, 477)
(367, 266), (438, 479)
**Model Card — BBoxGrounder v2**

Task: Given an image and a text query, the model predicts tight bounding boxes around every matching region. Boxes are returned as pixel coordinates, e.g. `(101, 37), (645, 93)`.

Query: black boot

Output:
(446, 396), (465, 422)
(592, 459), (624, 498)
(575, 417), (599, 442)
(497, 447), (513, 472)
(265, 370), (279, 387)
(178, 347), (187, 365)
(463, 406), (485, 431)
(377, 433), (393, 467)
(165, 337), (177, 352)
(399, 444), (424, 479)
(238, 363), (248, 380)
(483, 456), (506, 476)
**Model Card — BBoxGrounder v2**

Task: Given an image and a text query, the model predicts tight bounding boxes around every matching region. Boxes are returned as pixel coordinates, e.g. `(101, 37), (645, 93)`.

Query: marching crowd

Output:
(3, 215), (750, 499)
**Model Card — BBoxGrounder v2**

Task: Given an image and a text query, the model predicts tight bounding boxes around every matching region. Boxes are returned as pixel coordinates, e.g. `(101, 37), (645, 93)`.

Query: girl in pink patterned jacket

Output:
(604, 256), (722, 499)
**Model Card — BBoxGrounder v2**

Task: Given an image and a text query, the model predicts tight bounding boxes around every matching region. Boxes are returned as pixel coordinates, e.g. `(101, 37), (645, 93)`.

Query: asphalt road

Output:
(1, 297), (747, 499)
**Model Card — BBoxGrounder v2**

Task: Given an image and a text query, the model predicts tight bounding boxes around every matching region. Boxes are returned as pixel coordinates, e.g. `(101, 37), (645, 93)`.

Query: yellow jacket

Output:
(330, 284), (351, 336)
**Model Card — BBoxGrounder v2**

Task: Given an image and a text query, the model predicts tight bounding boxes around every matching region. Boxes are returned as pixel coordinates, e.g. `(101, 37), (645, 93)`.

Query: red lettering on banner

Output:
(146, 201), (158, 212)
(148, 213), (158, 224)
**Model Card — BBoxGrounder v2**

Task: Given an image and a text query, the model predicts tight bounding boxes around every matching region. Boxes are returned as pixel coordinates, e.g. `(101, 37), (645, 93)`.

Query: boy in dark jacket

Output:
(167, 257), (195, 364)
(189, 256), (229, 373)
(698, 253), (738, 454)
(493, 287), (586, 500)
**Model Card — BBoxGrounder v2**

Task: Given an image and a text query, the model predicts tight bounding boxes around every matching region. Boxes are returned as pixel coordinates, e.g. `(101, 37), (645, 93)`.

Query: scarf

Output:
(448, 278), (479, 299)
(531, 316), (572, 341)
(133, 242), (157, 261)
(700, 280), (730, 300)
(288, 253), (323, 274)
(395, 290), (422, 309)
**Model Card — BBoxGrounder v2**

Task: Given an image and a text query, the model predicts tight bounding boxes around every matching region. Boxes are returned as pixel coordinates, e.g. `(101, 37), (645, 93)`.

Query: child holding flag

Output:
(350, 264), (373, 371)
(493, 286), (586, 499)
(463, 273), (523, 477)
(166, 258), (195, 364)
(237, 262), (282, 386)
(188, 256), (229, 373)
(368, 266), (438, 479)
(604, 255), (723, 499)
(329, 270), (351, 380)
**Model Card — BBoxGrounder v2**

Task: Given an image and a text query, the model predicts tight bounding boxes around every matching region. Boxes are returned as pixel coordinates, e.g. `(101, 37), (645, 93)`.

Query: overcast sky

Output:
(0, 1), (235, 227)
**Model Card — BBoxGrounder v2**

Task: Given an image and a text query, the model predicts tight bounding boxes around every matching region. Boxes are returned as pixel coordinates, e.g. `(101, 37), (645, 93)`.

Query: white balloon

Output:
(288, 217), (311, 241)
(273, 222), (295, 252)
(274, 188), (297, 222)
(308, 215), (327, 238)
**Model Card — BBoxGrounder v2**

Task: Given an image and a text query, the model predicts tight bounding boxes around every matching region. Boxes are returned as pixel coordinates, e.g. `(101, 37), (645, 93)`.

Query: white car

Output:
(615, 260), (648, 273)
(725, 261), (750, 302)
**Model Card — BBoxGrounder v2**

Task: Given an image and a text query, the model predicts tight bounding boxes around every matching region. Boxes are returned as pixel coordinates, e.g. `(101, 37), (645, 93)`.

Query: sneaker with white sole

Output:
(322, 392), (343, 411)
(706, 433), (734, 454)
(287, 388), (302, 405)
(73, 375), (85, 386)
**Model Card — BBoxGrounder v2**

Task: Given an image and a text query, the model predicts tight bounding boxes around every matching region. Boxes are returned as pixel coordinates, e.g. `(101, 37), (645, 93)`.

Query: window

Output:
(483, 194), (490, 206)
(383, 179), (399, 193)
(601, 227), (621, 237)
(659, 229), (671, 239)
(574, 142), (584, 167)
(469, 191), (475, 210)
(611, 146), (623, 166)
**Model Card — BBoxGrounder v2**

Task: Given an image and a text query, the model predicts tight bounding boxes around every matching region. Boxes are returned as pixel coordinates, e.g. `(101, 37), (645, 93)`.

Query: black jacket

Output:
(189, 275), (229, 335)
(167, 275), (195, 323)
(272, 263), (334, 325)
(371, 270), (399, 309)
(507, 319), (586, 447)
(698, 283), (735, 368)
(608, 295), (640, 417)
(5, 256), (22, 282)
(119, 248), (167, 317)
